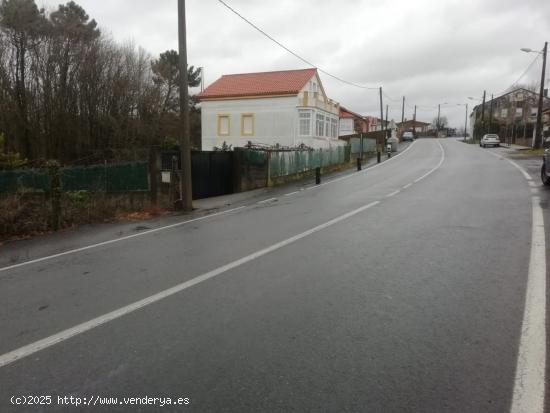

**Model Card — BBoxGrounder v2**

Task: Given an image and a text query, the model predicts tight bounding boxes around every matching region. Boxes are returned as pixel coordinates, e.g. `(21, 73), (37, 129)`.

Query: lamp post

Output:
(521, 42), (547, 149)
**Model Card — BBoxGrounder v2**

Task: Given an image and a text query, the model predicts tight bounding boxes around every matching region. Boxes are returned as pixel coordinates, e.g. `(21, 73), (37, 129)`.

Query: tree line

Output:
(0, 0), (201, 167)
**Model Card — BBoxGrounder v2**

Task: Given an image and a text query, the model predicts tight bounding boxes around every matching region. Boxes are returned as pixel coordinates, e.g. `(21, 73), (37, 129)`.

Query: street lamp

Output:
(521, 42), (547, 149)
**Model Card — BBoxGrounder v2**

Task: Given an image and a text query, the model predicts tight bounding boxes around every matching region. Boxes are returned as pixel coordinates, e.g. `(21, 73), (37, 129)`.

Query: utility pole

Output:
(401, 96), (405, 124)
(178, 0), (193, 211)
(489, 94), (494, 134)
(534, 41), (548, 149)
(379, 87), (384, 157)
(413, 105), (417, 136)
(464, 103), (468, 141)
(385, 104), (390, 145)
(481, 90), (486, 138)
(436, 103), (441, 138)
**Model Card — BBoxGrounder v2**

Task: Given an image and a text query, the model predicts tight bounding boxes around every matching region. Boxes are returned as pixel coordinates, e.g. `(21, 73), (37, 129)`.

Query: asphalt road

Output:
(0, 138), (541, 412)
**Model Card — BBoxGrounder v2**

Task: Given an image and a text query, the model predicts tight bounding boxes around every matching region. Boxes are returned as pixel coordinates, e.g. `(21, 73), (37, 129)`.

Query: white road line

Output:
(0, 206), (248, 274)
(486, 151), (533, 181)
(311, 141), (417, 190)
(0, 140), (449, 368)
(0, 201), (381, 369)
(403, 183), (412, 189)
(284, 191), (299, 196)
(510, 196), (546, 413)
(0, 142), (422, 274)
(258, 198), (277, 204)
(386, 190), (401, 198)
(487, 148), (546, 413)
(413, 140), (446, 183)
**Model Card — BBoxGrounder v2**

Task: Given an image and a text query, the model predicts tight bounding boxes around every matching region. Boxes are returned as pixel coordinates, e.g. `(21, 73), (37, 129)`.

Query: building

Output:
(367, 116), (388, 132)
(469, 88), (550, 146)
(396, 120), (430, 134)
(197, 68), (343, 150)
(339, 107), (368, 137)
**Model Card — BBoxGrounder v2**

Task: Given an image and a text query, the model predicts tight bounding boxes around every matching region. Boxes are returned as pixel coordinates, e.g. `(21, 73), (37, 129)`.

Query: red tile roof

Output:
(197, 68), (317, 100)
(340, 106), (364, 119)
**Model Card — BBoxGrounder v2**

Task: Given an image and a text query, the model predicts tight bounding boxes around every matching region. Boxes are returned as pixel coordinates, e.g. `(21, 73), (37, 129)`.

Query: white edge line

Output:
(0, 201), (381, 369)
(0, 206), (247, 273)
(510, 196), (546, 413)
(284, 191), (299, 196)
(0, 141), (448, 368)
(486, 146), (546, 413)
(258, 197), (277, 204)
(403, 183), (413, 189)
(311, 140), (417, 190)
(485, 150), (533, 181)
(386, 190), (400, 198)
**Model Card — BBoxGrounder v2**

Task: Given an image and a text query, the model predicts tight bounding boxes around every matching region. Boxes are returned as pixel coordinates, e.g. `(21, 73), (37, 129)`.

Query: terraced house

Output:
(197, 68), (343, 150)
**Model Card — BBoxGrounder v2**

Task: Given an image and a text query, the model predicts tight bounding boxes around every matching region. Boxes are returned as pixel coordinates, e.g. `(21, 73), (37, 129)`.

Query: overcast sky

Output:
(40, 0), (550, 128)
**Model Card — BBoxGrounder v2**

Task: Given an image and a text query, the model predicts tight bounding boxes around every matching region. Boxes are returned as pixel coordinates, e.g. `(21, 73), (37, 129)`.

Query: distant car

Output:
(402, 131), (415, 142)
(480, 134), (500, 148)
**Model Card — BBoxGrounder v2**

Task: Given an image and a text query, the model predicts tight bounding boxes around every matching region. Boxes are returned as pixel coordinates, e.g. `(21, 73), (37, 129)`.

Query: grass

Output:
(509, 148), (545, 157)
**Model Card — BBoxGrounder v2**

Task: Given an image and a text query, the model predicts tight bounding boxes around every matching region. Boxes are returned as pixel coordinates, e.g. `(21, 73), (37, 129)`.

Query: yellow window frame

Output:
(217, 114), (231, 136)
(241, 113), (255, 137)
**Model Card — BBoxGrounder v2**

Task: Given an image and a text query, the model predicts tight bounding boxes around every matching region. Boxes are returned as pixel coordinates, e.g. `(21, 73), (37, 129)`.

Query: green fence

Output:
(269, 145), (350, 178)
(0, 161), (149, 194)
(350, 137), (377, 154)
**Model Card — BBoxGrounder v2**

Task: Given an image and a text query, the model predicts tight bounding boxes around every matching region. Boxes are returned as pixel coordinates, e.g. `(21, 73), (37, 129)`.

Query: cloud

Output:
(38, 0), (550, 127)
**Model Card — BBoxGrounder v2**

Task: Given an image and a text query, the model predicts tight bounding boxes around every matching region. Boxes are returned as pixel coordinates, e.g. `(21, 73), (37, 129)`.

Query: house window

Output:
(325, 117), (330, 137)
(298, 110), (312, 136)
(331, 118), (338, 138)
(217, 114), (230, 136)
(241, 113), (255, 136)
(316, 113), (324, 136)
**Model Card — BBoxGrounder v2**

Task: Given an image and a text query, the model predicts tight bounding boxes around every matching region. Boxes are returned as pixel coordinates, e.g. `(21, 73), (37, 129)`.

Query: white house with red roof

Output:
(197, 68), (343, 150)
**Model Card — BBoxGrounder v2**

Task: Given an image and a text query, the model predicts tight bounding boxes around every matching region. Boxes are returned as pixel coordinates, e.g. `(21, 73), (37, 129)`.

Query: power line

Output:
(495, 53), (541, 96)
(217, 0), (379, 90)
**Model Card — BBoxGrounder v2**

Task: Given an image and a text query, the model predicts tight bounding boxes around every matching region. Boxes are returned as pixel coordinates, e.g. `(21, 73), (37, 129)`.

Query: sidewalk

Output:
(193, 141), (411, 212)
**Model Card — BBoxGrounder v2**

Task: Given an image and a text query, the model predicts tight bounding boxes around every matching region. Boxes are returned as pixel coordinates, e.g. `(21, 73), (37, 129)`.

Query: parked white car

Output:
(480, 134), (500, 148)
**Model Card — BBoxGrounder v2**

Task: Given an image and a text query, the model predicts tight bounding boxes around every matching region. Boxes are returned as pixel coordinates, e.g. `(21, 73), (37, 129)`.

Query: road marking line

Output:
(490, 151), (545, 413)
(412, 139), (446, 183)
(258, 198), (277, 204)
(510, 196), (546, 413)
(386, 190), (400, 198)
(0, 201), (381, 369)
(403, 183), (412, 189)
(0, 206), (248, 274)
(486, 151), (533, 180)
(284, 191), (299, 196)
(311, 141), (417, 190)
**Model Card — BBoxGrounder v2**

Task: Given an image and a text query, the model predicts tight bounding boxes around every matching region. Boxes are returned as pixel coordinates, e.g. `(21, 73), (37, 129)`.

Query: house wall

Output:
(339, 118), (354, 136)
(201, 96), (298, 150)
(201, 73), (344, 150)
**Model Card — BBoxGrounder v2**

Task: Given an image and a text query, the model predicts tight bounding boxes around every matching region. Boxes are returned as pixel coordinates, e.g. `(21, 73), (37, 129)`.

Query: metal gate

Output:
(161, 151), (234, 199)
(191, 151), (234, 199)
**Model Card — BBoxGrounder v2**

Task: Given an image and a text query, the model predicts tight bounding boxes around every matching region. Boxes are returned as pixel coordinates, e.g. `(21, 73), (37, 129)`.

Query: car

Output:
(480, 134), (500, 148)
(402, 131), (415, 142)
